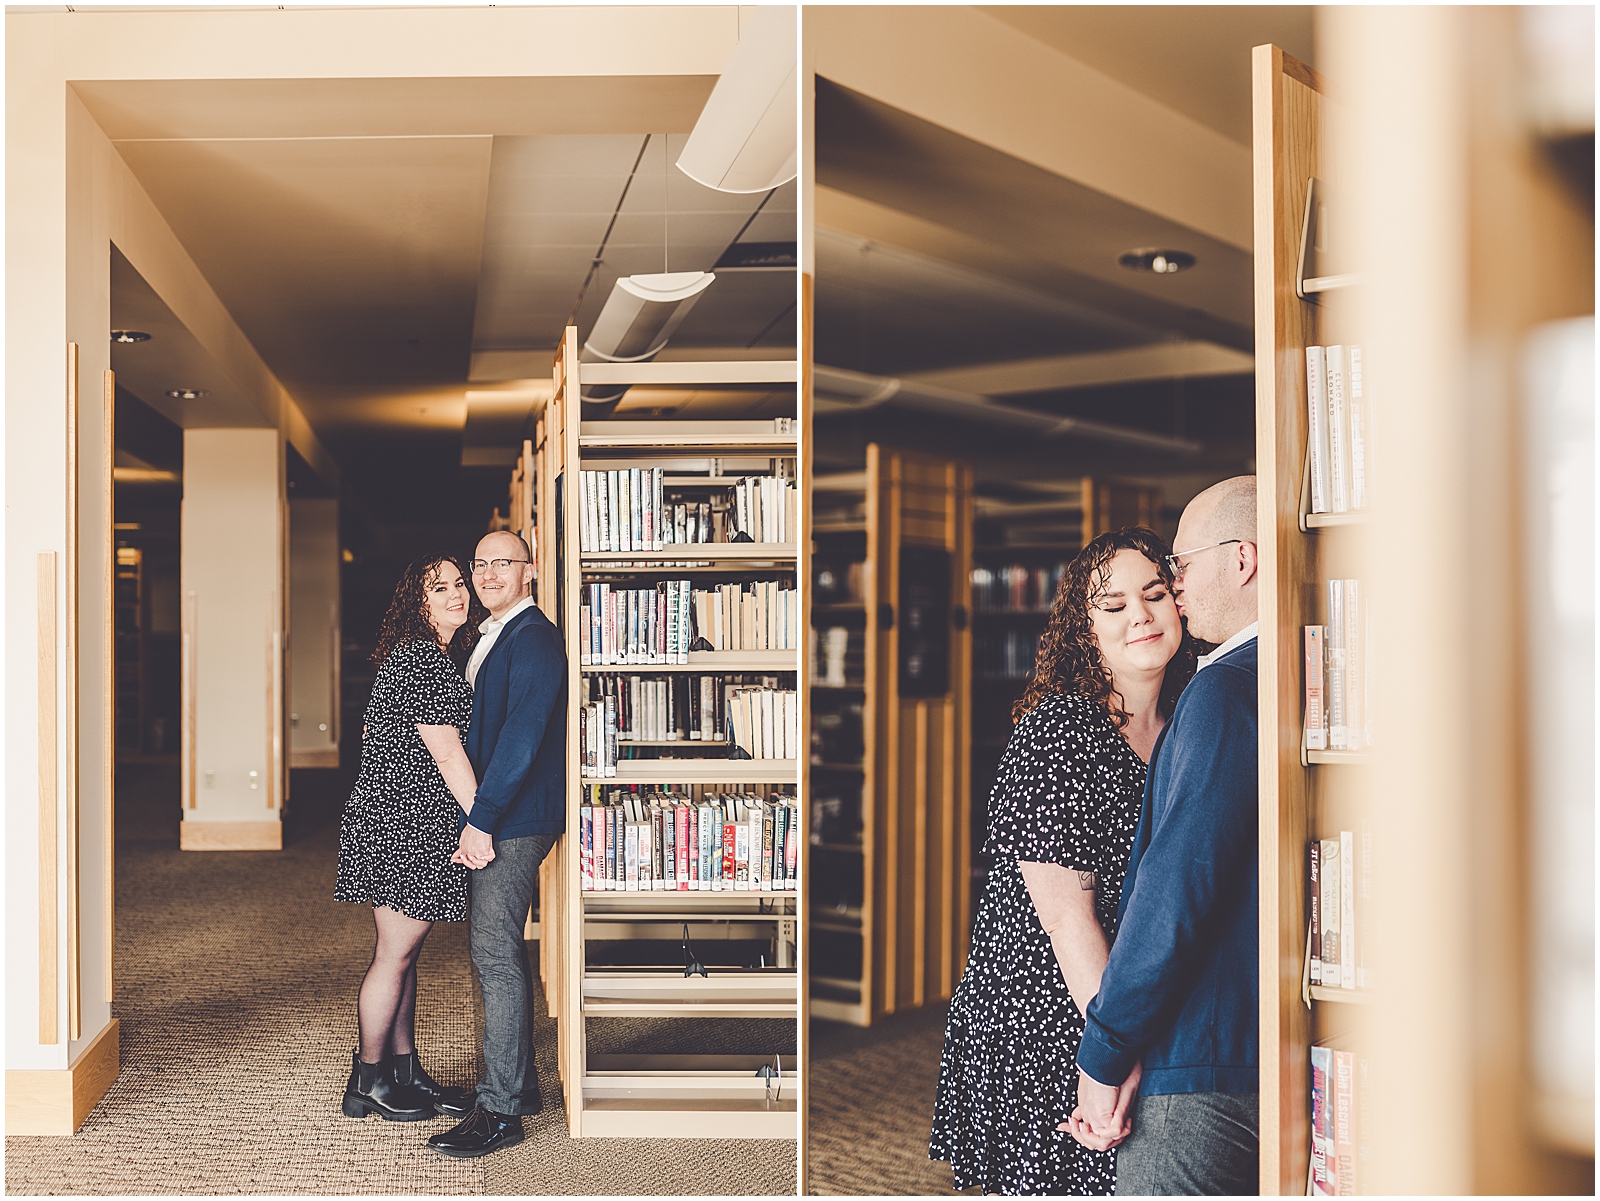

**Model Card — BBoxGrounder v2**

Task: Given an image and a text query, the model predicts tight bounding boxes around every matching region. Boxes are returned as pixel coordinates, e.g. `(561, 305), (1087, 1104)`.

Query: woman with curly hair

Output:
(335, 554), (489, 1122)
(930, 527), (1195, 1195)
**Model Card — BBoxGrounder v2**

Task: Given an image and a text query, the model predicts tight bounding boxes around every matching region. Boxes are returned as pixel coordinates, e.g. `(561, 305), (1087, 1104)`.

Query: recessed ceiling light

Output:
(111, 330), (151, 343)
(1119, 249), (1196, 275)
(166, 388), (209, 401)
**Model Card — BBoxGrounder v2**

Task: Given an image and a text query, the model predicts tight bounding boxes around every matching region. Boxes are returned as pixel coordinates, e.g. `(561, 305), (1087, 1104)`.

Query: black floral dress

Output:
(930, 692), (1148, 1196)
(335, 637), (472, 922)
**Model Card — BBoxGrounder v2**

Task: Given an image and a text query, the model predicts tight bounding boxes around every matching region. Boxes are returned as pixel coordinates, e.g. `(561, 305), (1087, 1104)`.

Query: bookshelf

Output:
(543, 326), (802, 1140)
(807, 448), (973, 1027)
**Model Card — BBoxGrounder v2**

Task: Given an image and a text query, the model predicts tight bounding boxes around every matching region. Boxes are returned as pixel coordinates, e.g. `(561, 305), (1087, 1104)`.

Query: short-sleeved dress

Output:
(929, 691), (1149, 1196)
(335, 637), (472, 922)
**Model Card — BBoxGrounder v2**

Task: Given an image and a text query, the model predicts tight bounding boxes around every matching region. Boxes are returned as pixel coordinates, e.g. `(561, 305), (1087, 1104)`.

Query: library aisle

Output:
(2, 764), (795, 1195)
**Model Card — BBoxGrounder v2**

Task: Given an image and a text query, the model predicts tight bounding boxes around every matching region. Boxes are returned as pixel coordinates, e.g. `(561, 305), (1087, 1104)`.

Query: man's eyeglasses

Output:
(469, 558), (531, 575)
(1164, 539), (1242, 579)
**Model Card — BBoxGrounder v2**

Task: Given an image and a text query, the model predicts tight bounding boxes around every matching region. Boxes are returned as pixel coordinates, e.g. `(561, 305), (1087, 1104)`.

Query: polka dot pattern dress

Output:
(336, 637), (472, 922)
(929, 691), (1148, 1196)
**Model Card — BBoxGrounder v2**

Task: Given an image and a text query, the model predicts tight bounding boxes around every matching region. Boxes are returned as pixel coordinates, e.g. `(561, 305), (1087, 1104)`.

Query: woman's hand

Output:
(1060, 1061), (1142, 1150)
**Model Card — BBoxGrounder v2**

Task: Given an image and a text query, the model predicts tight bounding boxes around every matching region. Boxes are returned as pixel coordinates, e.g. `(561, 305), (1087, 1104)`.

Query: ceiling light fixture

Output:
(1119, 249), (1196, 275)
(166, 388), (209, 401)
(579, 271), (716, 409)
(110, 330), (151, 343)
(676, 5), (797, 193)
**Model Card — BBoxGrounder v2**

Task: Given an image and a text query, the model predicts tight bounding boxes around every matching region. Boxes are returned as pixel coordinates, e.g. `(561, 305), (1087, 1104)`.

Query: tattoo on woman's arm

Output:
(1078, 870), (1097, 891)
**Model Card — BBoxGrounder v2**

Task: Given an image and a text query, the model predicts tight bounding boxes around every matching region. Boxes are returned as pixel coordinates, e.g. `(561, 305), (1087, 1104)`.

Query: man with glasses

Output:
(428, 531), (566, 1160)
(1066, 476), (1261, 1195)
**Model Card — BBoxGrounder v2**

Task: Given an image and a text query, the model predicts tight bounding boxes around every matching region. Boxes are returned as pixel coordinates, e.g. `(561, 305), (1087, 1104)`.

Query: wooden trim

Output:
(102, 369), (115, 1001)
(288, 747), (340, 769)
(66, 342), (80, 1043)
(575, 360), (798, 386)
(5, 1017), (120, 1136)
(182, 590), (197, 807)
(1278, 48), (1326, 96)
(911, 699), (928, 1009)
(38, 550), (59, 1046)
(560, 323), (585, 1138)
(178, 820), (283, 851)
(860, 442), (880, 1024)
(797, 267), (814, 1192)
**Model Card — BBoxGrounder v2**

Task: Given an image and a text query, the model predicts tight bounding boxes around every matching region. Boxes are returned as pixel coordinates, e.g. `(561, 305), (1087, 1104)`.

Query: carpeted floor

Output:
(4, 764), (796, 1196)
(806, 1004), (971, 1197)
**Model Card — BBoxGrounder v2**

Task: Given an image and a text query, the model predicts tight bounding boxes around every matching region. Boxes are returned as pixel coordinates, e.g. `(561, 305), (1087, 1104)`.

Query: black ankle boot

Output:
(393, 1050), (475, 1118)
(341, 1051), (436, 1121)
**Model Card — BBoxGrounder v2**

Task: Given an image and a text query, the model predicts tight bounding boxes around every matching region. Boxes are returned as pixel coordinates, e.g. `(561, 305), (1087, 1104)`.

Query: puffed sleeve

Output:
(984, 694), (1108, 872)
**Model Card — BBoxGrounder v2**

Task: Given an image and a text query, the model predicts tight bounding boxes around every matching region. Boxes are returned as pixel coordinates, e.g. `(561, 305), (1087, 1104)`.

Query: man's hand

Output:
(455, 823), (495, 870)
(1060, 1062), (1142, 1150)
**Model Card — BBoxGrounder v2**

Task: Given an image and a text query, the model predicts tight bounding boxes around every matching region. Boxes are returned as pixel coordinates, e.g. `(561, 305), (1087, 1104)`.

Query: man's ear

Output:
(1237, 540), (1260, 588)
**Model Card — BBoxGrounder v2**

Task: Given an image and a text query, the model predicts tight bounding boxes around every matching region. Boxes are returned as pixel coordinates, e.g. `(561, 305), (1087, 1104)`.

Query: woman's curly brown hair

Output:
(371, 554), (487, 671)
(1012, 527), (1196, 728)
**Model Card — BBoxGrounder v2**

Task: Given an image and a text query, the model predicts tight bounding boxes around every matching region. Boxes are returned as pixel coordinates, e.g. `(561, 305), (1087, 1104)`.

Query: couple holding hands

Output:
(333, 530), (565, 1161)
(932, 476), (1262, 1197)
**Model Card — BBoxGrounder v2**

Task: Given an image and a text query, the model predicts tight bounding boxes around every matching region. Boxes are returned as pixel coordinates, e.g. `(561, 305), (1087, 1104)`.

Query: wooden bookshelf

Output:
(808, 447), (974, 1027)
(542, 327), (801, 1140)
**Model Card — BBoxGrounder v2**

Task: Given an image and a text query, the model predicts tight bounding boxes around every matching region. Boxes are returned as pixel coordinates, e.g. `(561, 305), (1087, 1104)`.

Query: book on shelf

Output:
(579, 579), (797, 665)
(578, 672), (796, 769)
(1305, 343), (1370, 516)
(578, 786), (799, 892)
(1310, 1036), (1364, 1197)
(1320, 580), (1373, 750)
(1304, 625), (1328, 750)
(578, 467), (796, 551)
(975, 627), (1042, 679)
(1310, 828), (1372, 994)
(971, 563), (1069, 612)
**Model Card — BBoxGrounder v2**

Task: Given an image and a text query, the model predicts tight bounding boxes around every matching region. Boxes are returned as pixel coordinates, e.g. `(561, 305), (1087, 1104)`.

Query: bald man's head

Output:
(472, 529), (534, 617)
(1187, 475), (1257, 547)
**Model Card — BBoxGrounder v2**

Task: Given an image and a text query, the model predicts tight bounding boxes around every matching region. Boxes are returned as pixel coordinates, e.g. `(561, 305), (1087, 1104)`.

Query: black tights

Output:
(357, 904), (433, 1065)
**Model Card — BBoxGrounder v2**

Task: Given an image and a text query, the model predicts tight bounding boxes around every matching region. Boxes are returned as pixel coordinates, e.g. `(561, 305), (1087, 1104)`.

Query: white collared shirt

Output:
(1195, 620), (1259, 674)
(466, 595), (535, 688)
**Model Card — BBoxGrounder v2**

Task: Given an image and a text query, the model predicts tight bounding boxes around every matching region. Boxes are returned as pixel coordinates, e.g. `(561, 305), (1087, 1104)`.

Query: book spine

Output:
(1308, 840), (1321, 985)
(675, 803), (690, 891)
(1304, 625), (1328, 750)
(786, 801), (799, 888)
(624, 821), (639, 892)
(580, 804), (593, 890)
(1333, 1048), (1358, 1195)
(1326, 344), (1349, 513)
(1358, 819), (1373, 989)
(1343, 579), (1363, 751)
(722, 821), (737, 890)
(1320, 838), (1340, 986)
(1340, 829), (1356, 989)
(1307, 345), (1330, 514)
(1347, 345), (1367, 510)
(1326, 581), (1347, 750)
(1310, 1044), (1337, 1196)
(605, 469), (618, 553)
(654, 467), (665, 551)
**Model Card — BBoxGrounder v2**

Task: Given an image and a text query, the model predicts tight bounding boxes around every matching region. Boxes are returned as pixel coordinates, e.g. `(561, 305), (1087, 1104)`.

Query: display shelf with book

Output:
(1254, 45), (1380, 1194)
(543, 327), (801, 1141)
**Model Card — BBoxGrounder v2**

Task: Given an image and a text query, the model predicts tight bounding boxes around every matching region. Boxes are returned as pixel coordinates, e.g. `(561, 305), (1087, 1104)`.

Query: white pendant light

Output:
(580, 271), (716, 404)
(676, 6), (797, 194)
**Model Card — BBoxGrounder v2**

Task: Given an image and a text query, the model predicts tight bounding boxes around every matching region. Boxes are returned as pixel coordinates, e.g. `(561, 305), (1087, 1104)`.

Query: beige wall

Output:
(289, 498), (341, 769)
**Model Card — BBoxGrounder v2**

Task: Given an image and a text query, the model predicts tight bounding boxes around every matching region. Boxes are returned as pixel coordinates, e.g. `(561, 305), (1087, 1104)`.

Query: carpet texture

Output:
(806, 1003), (970, 1197)
(4, 764), (796, 1196)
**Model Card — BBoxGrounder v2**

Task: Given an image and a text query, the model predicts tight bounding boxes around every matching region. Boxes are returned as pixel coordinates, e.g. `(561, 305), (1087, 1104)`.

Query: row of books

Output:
(578, 468), (796, 551)
(1308, 828), (1372, 991)
(1306, 343), (1371, 515)
(579, 789), (800, 892)
(976, 628), (1041, 679)
(1310, 1037), (1368, 1196)
(1303, 579), (1374, 751)
(578, 579), (798, 665)
(971, 563), (1067, 612)
(578, 674), (797, 769)
(813, 559), (865, 604)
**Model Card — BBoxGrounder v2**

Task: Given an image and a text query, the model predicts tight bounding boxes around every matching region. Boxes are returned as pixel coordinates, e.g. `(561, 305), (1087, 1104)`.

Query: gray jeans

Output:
(469, 832), (556, 1116)
(1114, 1092), (1259, 1196)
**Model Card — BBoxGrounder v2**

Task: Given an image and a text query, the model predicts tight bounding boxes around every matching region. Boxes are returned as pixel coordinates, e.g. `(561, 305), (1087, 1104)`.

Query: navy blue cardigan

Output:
(464, 604), (567, 840)
(1077, 637), (1259, 1097)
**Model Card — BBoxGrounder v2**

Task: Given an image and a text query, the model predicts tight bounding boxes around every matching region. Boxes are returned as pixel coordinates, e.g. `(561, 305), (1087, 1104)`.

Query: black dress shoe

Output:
(427, 1105), (525, 1159)
(341, 1051), (436, 1122)
(393, 1052), (476, 1118)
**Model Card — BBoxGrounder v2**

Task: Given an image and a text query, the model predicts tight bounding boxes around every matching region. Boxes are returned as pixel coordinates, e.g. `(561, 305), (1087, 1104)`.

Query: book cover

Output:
(1320, 837), (1341, 984)
(1326, 344), (1350, 513)
(1326, 581), (1348, 750)
(580, 804), (593, 891)
(1309, 840), (1322, 985)
(1304, 625), (1327, 750)
(624, 821), (639, 892)
(1340, 828), (1356, 989)
(1307, 345), (1330, 514)
(1310, 1043), (1337, 1196)
(676, 803), (690, 891)
(721, 821), (737, 890)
